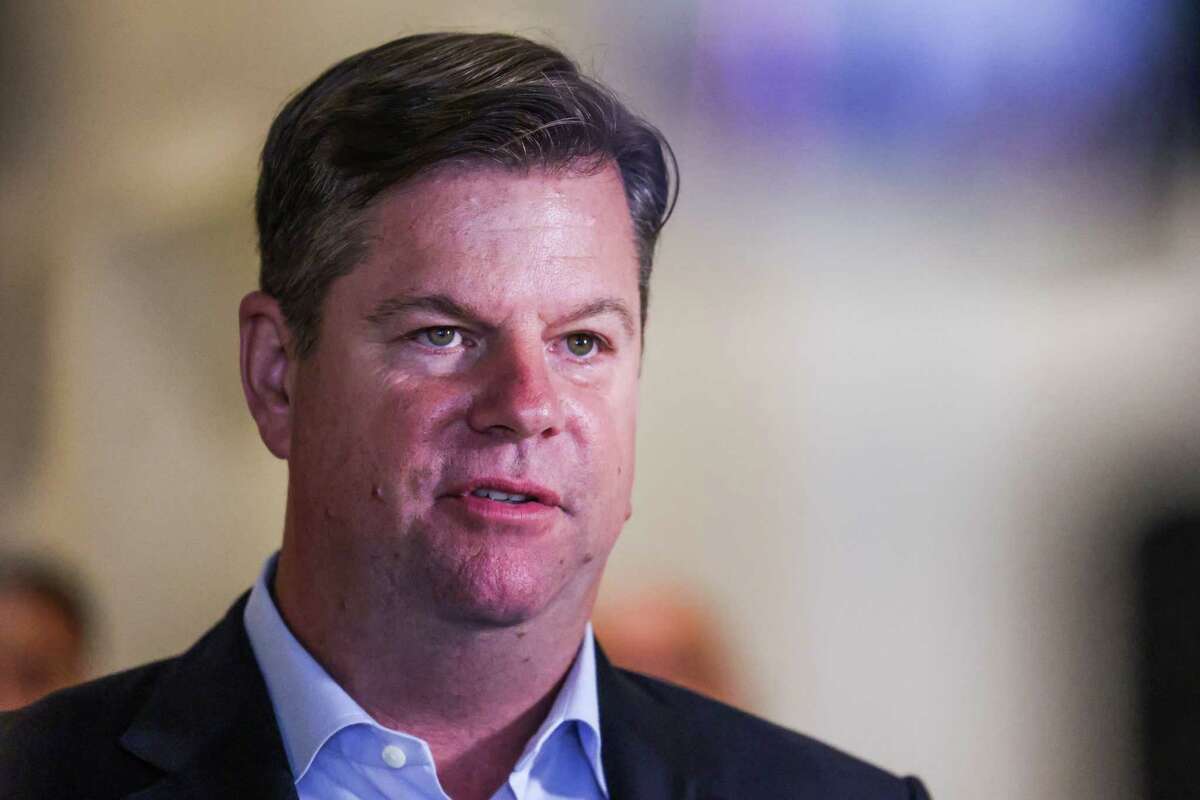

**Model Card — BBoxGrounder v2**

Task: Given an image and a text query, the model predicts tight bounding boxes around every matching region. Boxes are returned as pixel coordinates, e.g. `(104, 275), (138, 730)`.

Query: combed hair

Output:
(256, 32), (677, 356)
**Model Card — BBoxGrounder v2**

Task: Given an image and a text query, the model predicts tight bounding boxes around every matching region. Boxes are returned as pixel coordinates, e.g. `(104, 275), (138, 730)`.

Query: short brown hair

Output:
(256, 32), (677, 356)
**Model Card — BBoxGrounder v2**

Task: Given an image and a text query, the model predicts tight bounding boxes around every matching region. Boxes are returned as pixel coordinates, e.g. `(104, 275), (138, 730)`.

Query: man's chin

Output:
(431, 585), (557, 629)
(425, 556), (570, 629)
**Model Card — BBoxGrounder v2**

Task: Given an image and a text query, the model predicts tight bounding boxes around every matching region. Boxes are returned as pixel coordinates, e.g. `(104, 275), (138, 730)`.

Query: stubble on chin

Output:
(420, 534), (554, 628)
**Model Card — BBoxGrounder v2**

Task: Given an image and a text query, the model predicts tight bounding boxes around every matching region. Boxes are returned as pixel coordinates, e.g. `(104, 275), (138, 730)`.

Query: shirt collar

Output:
(509, 610), (607, 796)
(243, 555), (374, 779)
(243, 553), (607, 793)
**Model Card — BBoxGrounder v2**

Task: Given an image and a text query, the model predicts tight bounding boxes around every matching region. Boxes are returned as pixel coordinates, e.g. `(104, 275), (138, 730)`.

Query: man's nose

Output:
(467, 340), (564, 440)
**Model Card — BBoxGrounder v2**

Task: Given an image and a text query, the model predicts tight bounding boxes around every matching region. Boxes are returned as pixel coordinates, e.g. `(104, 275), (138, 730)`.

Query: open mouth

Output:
(442, 480), (563, 517)
(470, 487), (538, 504)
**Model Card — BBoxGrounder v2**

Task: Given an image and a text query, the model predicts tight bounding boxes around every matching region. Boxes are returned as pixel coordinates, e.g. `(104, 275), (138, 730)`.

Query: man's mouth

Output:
(442, 479), (564, 513)
(470, 487), (535, 504)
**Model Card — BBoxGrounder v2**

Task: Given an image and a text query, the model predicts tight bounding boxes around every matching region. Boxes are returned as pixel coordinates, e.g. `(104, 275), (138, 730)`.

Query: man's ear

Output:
(239, 291), (295, 459)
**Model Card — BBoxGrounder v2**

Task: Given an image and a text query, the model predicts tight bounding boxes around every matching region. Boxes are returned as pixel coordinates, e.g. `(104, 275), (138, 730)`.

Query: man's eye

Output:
(565, 332), (598, 357)
(417, 327), (462, 348)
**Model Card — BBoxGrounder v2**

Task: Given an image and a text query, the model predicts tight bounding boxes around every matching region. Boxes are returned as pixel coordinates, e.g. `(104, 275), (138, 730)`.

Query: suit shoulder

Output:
(615, 669), (930, 798)
(2, 657), (171, 740)
(0, 659), (172, 795)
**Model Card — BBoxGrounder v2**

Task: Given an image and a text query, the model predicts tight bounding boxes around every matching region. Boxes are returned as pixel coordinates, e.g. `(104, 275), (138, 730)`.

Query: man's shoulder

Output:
(0, 593), (276, 798)
(605, 667), (930, 799)
(4, 655), (172, 726)
(0, 658), (175, 795)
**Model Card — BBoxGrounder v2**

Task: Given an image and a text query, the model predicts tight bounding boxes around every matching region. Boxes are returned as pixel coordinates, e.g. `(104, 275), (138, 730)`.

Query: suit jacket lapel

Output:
(597, 645), (718, 800)
(118, 594), (296, 800)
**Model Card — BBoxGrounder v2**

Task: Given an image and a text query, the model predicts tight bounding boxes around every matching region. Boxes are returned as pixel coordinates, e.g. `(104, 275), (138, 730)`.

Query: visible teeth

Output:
(471, 488), (531, 503)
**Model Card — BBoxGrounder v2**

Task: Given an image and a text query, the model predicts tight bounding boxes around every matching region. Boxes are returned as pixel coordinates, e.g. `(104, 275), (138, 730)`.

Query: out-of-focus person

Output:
(0, 555), (90, 711)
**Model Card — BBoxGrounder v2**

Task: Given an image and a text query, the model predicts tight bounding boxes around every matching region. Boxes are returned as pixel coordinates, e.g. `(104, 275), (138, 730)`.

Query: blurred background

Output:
(2, 1), (1198, 797)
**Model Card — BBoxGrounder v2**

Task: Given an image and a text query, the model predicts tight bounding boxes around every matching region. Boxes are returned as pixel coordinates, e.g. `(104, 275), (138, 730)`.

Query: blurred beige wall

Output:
(3, 4), (1199, 799)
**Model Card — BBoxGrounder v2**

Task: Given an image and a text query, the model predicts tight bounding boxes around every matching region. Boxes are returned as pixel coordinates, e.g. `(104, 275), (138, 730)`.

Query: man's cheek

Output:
(384, 377), (466, 432)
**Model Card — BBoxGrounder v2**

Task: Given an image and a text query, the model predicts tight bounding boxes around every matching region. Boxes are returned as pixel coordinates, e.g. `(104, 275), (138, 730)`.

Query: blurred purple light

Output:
(692, 0), (1171, 161)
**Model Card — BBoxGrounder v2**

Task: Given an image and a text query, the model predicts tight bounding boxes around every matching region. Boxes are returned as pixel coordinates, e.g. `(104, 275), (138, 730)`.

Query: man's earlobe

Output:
(239, 291), (294, 459)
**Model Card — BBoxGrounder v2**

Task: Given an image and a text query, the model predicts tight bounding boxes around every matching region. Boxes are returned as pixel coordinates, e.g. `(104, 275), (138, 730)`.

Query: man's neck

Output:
(273, 549), (592, 800)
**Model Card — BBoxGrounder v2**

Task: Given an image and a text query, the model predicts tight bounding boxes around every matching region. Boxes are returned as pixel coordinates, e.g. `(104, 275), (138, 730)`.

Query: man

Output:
(0, 33), (930, 799)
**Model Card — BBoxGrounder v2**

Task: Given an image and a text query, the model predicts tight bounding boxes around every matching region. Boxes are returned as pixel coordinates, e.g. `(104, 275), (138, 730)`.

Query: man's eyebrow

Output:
(364, 295), (485, 327)
(556, 298), (637, 339)
(365, 294), (637, 338)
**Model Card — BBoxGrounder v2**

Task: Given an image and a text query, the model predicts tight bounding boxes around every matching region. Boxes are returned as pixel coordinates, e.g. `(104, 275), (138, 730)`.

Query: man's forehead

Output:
(334, 162), (641, 331)
(369, 163), (632, 250)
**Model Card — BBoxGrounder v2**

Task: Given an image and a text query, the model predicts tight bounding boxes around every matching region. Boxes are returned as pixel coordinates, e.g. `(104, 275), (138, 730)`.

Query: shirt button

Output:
(381, 744), (407, 768)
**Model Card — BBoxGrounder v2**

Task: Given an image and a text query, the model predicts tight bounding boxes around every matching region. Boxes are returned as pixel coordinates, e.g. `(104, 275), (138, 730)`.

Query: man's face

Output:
(283, 164), (641, 627)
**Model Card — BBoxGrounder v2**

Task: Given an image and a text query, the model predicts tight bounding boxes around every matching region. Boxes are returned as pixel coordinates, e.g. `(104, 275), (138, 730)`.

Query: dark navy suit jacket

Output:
(0, 596), (931, 799)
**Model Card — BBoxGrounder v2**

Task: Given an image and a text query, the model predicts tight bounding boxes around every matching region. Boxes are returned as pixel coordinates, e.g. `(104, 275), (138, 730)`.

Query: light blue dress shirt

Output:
(244, 555), (608, 800)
